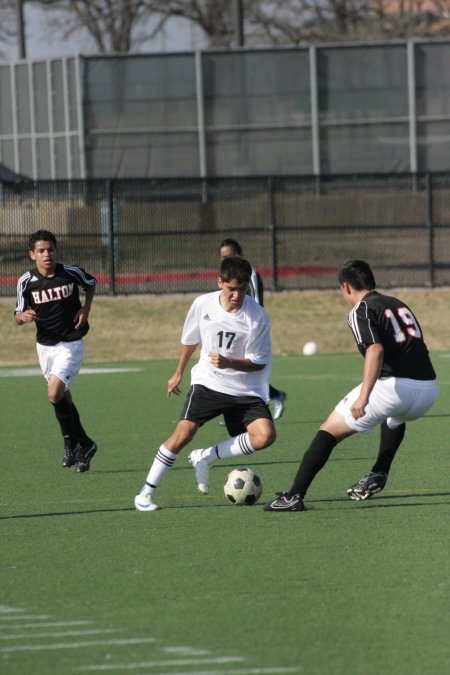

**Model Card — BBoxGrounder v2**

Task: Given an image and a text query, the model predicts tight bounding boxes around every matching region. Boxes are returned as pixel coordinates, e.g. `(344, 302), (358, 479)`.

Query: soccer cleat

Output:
(75, 441), (97, 473)
(263, 492), (305, 512)
(346, 471), (388, 500)
(134, 490), (160, 512)
(271, 391), (287, 420)
(62, 442), (80, 468)
(188, 449), (210, 495)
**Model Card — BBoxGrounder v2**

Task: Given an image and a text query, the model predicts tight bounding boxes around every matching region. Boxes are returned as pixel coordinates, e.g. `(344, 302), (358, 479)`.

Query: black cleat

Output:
(62, 442), (80, 468)
(263, 492), (305, 512)
(346, 471), (387, 500)
(75, 441), (97, 473)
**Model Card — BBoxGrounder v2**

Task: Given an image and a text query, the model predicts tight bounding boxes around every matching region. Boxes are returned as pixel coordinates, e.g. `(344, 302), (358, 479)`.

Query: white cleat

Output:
(188, 449), (210, 495)
(134, 490), (160, 511)
(271, 391), (287, 421)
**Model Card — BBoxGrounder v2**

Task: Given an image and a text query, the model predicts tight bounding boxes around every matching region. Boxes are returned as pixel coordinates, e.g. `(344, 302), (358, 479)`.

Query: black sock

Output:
(52, 398), (77, 447)
(371, 422), (405, 475)
(70, 402), (91, 446)
(287, 430), (338, 498)
(269, 385), (280, 398)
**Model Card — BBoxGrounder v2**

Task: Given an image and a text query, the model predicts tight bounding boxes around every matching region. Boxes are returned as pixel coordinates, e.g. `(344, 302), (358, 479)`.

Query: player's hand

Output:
(167, 374), (182, 397)
(20, 309), (37, 323)
(350, 396), (368, 419)
(74, 308), (88, 329)
(208, 352), (229, 369)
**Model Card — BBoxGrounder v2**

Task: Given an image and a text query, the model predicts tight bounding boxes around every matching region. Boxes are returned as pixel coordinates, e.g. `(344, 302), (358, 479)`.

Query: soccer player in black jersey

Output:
(219, 239), (287, 420)
(264, 259), (439, 512)
(15, 230), (97, 473)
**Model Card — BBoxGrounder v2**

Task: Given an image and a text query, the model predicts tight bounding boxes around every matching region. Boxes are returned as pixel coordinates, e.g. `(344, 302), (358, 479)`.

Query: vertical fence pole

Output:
(107, 179), (116, 296)
(268, 177), (278, 292)
(426, 172), (435, 288)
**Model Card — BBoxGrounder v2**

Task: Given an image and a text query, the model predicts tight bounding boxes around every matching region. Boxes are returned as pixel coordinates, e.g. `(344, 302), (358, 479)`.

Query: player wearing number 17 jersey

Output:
(134, 255), (276, 511)
(264, 259), (438, 512)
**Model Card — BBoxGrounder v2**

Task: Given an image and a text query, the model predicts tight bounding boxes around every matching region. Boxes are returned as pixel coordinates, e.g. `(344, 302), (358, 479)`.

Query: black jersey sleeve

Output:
(63, 264), (96, 290)
(347, 300), (378, 349)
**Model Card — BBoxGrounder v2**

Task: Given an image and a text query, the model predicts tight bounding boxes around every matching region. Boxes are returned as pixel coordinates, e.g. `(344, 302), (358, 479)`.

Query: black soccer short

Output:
(180, 384), (273, 437)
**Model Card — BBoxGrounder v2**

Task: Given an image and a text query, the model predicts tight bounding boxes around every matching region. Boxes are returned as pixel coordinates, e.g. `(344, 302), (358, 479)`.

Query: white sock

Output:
(201, 433), (255, 464)
(143, 445), (178, 495)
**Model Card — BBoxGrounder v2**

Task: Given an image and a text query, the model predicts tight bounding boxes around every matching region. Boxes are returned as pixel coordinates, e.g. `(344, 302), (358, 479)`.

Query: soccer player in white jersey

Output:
(219, 238), (287, 420)
(14, 230), (97, 473)
(134, 255), (276, 511)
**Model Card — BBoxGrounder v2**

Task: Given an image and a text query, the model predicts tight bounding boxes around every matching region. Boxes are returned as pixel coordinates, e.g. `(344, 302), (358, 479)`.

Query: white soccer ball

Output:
(302, 341), (320, 356)
(223, 467), (262, 506)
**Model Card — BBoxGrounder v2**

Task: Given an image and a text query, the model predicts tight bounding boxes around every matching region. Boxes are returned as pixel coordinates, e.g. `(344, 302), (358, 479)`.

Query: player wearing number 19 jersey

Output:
(264, 259), (438, 512)
(134, 255), (276, 511)
(348, 290), (435, 381)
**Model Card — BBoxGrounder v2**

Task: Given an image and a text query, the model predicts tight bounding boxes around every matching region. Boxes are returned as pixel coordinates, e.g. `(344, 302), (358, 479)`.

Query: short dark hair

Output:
(219, 255), (252, 284)
(338, 259), (376, 290)
(219, 238), (242, 256)
(29, 230), (57, 250)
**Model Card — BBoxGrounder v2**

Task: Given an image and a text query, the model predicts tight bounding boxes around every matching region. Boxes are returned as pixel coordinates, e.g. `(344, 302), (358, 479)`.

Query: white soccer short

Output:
(335, 377), (439, 434)
(36, 339), (84, 389)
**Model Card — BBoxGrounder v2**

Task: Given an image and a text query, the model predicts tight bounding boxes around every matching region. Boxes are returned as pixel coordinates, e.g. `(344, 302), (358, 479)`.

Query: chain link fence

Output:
(1, 173), (449, 297)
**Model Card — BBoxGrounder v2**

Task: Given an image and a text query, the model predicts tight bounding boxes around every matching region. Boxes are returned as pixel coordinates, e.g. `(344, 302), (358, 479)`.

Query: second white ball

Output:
(303, 341), (320, 356)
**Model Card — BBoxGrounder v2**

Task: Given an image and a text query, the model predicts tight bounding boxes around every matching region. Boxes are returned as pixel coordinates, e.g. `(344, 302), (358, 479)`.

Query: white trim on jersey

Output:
(63, 264), (96, 288)
(15, 271), (31, 314)
(348, 300), (376, 345)
(181, 290), (272, 401)
(250, 268), (262, 305)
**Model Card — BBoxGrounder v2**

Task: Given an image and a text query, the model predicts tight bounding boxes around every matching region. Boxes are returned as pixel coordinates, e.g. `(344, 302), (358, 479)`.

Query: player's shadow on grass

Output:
(310, 491), (450, 509)
(0, 507), (135, 520)
(2, 491), (449, 519)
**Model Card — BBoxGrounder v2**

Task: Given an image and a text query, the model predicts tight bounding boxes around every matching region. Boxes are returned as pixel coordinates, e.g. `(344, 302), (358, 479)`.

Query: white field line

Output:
(143, 670), (300, 675)
(0, 615), (51, 621)
(78, 656), (245, 671)
(0, 367), (143, 378)
(0, 621), (93, 629)
(162, 647), (209, 656)
(1, 637), (157, 653)
(0, 606), (24, 613)
(0, 628), (117, 640)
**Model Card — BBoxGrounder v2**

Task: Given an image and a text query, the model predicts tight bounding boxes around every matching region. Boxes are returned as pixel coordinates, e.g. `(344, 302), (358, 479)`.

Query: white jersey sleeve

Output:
(180, 291), (271, 401)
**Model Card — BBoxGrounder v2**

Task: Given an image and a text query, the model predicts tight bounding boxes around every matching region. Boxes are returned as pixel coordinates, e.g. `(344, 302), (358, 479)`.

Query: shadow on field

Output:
(308, 492), (450, 509)
(1, 491), (449, 520)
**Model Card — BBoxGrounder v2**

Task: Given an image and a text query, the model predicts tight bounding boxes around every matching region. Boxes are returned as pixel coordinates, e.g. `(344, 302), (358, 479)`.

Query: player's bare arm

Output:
(15, 309), (37, 325)
(74, 286), (96, 329)
(168, 343), (199, 397)
(208, 352), (265, 372)
(350, 342), (384, 419)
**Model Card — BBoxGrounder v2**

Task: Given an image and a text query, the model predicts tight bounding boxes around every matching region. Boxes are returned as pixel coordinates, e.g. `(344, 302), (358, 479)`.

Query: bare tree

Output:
(245, 0), (450, 44)
(36, 0), (161, 53)
(0, 0), (17, 56)
(7, 0), (449, 59)
(145, 0), (261, 48)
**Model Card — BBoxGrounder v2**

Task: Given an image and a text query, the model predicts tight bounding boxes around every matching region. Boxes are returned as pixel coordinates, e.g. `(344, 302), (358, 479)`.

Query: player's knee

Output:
(250, 424), (276, 449)
(48, 390), (63, 405)
(265, 426), (277, 447)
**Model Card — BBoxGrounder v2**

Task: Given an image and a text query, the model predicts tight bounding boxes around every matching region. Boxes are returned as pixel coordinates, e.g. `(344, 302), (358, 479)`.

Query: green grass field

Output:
(1, 354), (449, 675)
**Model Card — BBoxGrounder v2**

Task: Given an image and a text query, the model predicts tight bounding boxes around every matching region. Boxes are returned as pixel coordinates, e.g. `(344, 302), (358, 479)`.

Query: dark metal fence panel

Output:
(1, 173), (449, 297)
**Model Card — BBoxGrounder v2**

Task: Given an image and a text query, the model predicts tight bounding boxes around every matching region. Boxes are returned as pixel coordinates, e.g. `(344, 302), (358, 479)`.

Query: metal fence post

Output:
(268, 177), (278, 292)
(107, 179), (116, 296)
(425, 173), (435, 288)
